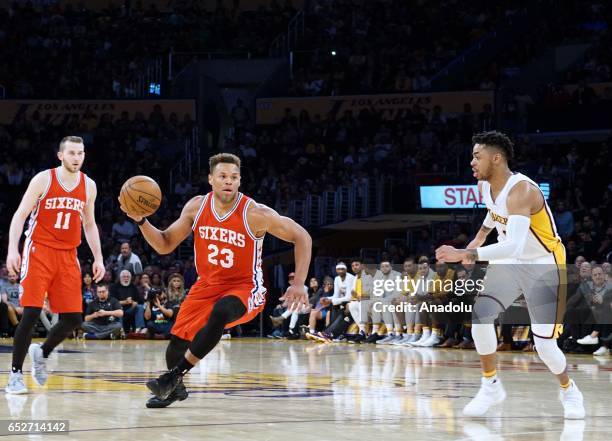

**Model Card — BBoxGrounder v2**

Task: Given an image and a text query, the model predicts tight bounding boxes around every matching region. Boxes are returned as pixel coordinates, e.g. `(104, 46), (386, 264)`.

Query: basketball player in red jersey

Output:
(4, 136), (105, 394)
(119, 153), (311, 407)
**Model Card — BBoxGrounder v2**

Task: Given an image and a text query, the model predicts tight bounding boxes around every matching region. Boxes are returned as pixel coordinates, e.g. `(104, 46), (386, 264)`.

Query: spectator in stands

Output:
(347, 258), (375, 343)
(307, 276), (334, 335)
(82, 272), (96, 312)
(1, 273), (21, 327)
(115, 242), (143, 277)
(110, 270), (140, 333)
(554, 201), (575, 239)
(112, 218), (138, 244)
(150, 273), (164, 290)
(370, 260), (403, 344)
(575, 266), (612, 348)
(82, 283), (124, 340)
(144, 288), (177, 339)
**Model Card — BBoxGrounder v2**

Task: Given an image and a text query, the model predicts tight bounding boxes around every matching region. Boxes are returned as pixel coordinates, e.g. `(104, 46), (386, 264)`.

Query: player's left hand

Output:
(280, 284), (308, 310)
(435, 245), (470, 263)
(92, 260), (105, 283)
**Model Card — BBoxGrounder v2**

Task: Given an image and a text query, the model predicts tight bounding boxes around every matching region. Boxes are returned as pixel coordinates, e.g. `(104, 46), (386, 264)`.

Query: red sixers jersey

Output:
(26, 168), (87, 250)
(192, 192), (266, 306)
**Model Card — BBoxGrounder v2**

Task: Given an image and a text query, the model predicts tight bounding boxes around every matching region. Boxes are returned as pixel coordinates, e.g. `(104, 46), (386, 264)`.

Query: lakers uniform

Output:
(170, 192), (267, 341)
(20, 168), (88, 313)
(478, 173), (566, 338)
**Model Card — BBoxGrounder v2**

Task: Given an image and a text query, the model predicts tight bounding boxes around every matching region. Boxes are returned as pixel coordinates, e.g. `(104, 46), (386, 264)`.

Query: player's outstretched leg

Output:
(27, 313), (82, 387)
(146, 336), (190, 408)
(531, 330), (584, 419)
(463, 323), (507, 417)
(147, 296), (246, 401)
(6, 307), (43, 394)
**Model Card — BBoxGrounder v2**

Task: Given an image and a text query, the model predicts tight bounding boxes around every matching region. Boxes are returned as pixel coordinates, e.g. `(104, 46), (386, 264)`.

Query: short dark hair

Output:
(59, 136), (84, 152)
(472, 131), (514, 160)
(96, 282), (109, 291)
(209, 153), (241, 173)
(351, 257), (362, 264)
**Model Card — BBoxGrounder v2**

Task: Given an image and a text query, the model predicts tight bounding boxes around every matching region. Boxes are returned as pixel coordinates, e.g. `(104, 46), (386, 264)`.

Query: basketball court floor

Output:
(0, 338), (609, 440)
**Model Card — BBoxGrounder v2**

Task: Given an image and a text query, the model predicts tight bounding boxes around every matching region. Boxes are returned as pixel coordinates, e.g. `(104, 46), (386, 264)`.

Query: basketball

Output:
(119, 175), (162, 217)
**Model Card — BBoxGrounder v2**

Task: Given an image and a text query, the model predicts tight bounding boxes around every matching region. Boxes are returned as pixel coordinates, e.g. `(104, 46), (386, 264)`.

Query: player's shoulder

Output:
(182, 194), (207, 217)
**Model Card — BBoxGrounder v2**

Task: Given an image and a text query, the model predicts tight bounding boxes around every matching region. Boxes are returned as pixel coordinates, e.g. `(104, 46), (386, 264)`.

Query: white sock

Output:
(309, 328), (315, 334)
(289, 312), (299, 330)
(281, 310), (291, 319)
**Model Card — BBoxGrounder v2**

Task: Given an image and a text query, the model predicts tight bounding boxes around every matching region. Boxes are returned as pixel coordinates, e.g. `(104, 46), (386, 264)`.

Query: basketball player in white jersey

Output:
(436, 131), (584, 419)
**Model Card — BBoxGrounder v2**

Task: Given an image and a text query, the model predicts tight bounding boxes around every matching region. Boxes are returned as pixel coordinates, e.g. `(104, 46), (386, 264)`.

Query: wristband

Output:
(136, 217), (147, 226)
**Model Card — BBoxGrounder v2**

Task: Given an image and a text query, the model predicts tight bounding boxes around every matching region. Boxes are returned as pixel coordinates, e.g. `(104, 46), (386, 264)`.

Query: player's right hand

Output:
(117, 197), (143, 223)
(6, 250), (21, 277)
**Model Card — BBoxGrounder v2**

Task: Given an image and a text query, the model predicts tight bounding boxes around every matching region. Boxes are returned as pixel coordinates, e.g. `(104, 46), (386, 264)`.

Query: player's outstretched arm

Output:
(436, 181), (537, 263)
(120, 195), (202, 255)
(82, 178), (105, 282)
(248, 203), (312, 308)
(6, 171), (48, 276)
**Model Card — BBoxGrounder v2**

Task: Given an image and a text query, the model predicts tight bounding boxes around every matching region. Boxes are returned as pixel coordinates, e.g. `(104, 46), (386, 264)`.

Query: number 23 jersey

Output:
(192, 192), (265, 292)
(26, 167), (87, 250)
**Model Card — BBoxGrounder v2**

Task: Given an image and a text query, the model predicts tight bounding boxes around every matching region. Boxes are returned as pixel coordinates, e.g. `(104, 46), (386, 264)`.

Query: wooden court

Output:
(0, 337), (609, 440)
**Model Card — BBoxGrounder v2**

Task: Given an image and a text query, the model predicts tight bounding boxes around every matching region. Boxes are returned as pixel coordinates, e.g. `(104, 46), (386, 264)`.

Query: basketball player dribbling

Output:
(5, 136), (105, 394)
(119, 153), (312, 408)
(436, 131), (585, 419)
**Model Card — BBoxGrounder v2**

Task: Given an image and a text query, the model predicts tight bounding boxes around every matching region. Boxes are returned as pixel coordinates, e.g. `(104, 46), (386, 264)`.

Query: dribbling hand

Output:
(6, 250), (21, 278)
(280, 284), (308, 311)
(92, 260), (105, 283)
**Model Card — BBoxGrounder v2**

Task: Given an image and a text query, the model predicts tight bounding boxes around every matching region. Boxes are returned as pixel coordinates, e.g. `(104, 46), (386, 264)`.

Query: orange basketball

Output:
(119, 176), (162, 217)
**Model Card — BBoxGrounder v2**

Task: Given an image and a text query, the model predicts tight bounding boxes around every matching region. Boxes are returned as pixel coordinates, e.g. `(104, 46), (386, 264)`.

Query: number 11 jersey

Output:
(192, 192), (265, 293)
(26, 167), (87, 250)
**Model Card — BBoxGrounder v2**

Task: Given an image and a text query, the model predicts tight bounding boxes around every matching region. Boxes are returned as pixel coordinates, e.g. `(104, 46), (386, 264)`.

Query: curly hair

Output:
(472, 131), (514, 160)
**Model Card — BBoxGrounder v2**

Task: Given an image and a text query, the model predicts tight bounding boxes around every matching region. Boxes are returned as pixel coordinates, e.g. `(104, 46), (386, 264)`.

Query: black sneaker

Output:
(146, 379), (189, 408)
(286, 330), (300, 340)
(349, 332), (366, 344)
(364, 333), (383, 344)
(146, 369), (182, 400)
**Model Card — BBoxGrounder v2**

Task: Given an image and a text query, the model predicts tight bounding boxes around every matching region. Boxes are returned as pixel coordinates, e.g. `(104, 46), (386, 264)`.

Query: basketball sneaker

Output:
(559, 380), (585, 419)
(463, 377), (506, 417)
(376, 333), (397, 345)
(146, 379), (188, 408)
(5, 371), (27, 394)
(28, 343), (48, 386)
(146, 369), (181, 401)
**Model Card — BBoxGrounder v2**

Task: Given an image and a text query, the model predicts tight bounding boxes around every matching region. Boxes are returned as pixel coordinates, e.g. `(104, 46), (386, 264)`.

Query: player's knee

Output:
(472, 295), (504, 324)
(59, 312), (83, 330)
(472, 324), (497, 355)
(211, 296), (246, 324)
(533, 336), (566, 375)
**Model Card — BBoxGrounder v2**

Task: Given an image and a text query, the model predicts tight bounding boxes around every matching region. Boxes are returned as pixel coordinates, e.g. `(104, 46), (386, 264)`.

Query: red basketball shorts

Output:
(171, 282), (266, 341)
(20, 240), (82, 313)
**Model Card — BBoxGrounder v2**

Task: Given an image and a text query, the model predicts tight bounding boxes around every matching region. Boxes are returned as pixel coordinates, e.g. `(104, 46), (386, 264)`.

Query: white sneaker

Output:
(392, 334), (411, 345)
(5, 371), (28, 394)
(560, 380), (585, 419)
(401, 333), (421, 346)
(463, 377), (506, 417)
(221, 333), (232, 340)
(376, 334), (396, 345)
(576, 335), (598, 345)
(28, 343), (48, 386)
(418, 333), (441, 347)
(593, 346), (610, 356)
(411, 330), (432, 347)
